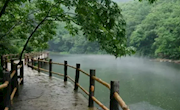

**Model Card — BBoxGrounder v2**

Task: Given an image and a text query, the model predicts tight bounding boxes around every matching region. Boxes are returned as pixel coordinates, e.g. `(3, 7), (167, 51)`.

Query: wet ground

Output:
(12, 65), (94, 110)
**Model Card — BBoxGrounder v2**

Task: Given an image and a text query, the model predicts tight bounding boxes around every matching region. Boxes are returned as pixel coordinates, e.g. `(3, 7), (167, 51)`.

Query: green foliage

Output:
(0, 0), (138, 59)
(48, 23), (102, 54)
(121, 0), (180, 59)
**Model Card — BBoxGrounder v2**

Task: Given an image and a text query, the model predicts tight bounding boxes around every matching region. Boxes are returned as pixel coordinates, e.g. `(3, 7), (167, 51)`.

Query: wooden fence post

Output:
(16, 54), (19, 59)
(27, 56), (29, 67)
(88, 69), (95, 107)
(20, 61), (24, 85)
(49, 59), (52, 77)
(64, 61), (67, 82)
(24, 54), (26, 65)
(3, 71), (11, 109)
(40, 59), (43, 69)
(74, 64), (80, 91)
(1, 56), (3, 68)
(38, 58), (40, 73)
(5, 57), (7, 70)
(11, 62), (15, 93)
(110, 81), (120, 110)
(10, 60), (14, 73)
(31, 57), (34, 70)
(14, 64), (19, 96)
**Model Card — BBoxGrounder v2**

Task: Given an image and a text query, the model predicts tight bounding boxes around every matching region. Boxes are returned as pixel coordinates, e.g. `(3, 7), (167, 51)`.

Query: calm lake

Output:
(46, 54), (180, 110)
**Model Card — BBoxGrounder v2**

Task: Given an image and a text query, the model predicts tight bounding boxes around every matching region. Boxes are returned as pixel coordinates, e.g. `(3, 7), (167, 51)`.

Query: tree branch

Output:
(18, 4), (55, 63)
(18, 16), (48, 63)
(0, 0), (10, 18)
(0, 9), (41, 39)
(0, 21), (22, 39)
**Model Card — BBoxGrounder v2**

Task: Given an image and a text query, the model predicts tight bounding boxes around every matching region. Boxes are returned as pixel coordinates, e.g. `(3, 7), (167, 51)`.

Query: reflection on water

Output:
(49, 54), (180, 110)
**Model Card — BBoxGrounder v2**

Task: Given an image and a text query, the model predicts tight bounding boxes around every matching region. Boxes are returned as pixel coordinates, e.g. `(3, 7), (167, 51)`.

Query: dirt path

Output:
(12, 65), (94, 110)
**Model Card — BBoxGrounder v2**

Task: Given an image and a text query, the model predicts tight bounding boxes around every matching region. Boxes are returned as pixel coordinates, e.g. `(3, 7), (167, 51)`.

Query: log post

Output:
(20, 61), (24, 85)
(74, 64), (80, 91)
(110, 81), (120, 110)
(1, 56), (3, 68)
(88, 69), (95, 107)
(27, 56), (29, 67)
(11, 62), (15, 93)
(24, 54), (26, 65)
(49, 59), (52, 77)
(64, 61), (67, 82)
(38, 58), (40, 73)
(16, 54), (19, 59)
(31, 57), (34, 70)
(10, 60), (14, 72)
(40, 59), (43, 69)
(0, 56), (4, 79)
(14, 64), (19, 96)
(5, 57), (7, 70)
(3, 71), (11, 109)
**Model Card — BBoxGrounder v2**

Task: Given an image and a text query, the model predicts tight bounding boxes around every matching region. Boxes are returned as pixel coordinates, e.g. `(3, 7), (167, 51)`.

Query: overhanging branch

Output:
(18, 3), (56, 63)
(0, 0), (10, 18)
(18, 16), (48, 63)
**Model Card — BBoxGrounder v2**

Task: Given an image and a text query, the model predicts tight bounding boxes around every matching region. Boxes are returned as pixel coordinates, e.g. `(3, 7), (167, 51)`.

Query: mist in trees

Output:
(2, 0), (149, 60)
(122, 0), (180, 59)
(49, 0), (180, 59)
(48, 23), (103, 54)
(2, 0), (177, 60)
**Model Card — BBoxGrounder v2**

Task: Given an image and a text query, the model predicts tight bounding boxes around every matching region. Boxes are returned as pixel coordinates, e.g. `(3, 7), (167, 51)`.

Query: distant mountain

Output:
(112, 0), (132, 2)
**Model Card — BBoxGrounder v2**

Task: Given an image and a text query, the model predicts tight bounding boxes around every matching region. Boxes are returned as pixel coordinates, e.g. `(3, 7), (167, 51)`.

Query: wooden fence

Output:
(0, 55), (24, 110)
(25, 53), (130, 110)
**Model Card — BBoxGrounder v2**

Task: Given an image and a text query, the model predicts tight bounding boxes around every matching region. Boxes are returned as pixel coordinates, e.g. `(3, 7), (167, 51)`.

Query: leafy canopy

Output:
(121, 0), (180, 59)
(0, 0), (157, 57)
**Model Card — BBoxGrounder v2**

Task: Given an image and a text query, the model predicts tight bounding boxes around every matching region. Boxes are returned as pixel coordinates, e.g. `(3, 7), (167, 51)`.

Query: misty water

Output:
(46, 54), (180, 110)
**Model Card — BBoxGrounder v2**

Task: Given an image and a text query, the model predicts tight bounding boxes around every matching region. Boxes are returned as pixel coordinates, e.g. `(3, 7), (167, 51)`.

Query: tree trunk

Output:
(18, 16), (47, 64)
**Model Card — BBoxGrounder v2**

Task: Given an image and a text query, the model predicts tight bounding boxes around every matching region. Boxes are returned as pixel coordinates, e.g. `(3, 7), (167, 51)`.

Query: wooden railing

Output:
(1, 54), (19, 71)
(26, 53), (130, 110)
(0, 55), (24, 110)
(24, 52), (49, 65)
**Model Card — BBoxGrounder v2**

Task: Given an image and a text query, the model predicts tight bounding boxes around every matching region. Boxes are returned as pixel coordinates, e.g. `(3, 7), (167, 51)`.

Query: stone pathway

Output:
(12, 65), (94, 110)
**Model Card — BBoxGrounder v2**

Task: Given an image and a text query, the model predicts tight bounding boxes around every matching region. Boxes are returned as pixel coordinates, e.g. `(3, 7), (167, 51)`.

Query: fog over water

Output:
(48, 54), (180, 110)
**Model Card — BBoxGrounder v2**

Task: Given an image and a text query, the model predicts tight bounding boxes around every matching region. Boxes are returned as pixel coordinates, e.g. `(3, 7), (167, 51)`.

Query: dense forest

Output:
(124, 0), (180, 59)
(1, 0), (178, 59)
(1, 0), (144, 59)
(49, 0), (180, 59)
(48, 23), (105, 54)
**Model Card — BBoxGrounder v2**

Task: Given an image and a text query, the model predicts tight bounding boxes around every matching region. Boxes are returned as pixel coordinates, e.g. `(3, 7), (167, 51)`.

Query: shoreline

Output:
(152, 58), (180, 64)
(48, 52), (180, 64)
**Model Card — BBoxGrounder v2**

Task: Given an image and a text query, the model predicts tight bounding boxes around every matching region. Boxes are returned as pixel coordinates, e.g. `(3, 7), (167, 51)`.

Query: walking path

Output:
(11, 65), (93, 110)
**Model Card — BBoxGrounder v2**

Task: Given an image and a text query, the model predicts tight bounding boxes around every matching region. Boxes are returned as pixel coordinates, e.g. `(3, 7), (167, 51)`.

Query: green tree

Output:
(0, 0), (157, 63)
(125, 0), (180, 59)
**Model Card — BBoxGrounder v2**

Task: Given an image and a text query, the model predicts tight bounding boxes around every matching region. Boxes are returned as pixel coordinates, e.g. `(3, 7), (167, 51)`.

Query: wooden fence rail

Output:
(26, 53), (130, 110)
(0, 55), (24, 110)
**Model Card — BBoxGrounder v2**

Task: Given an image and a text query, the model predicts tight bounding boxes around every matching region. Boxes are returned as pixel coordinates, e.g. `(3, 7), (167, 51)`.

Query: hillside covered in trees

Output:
(49, 0), (180, 59)
(123, 0), (180, 59)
